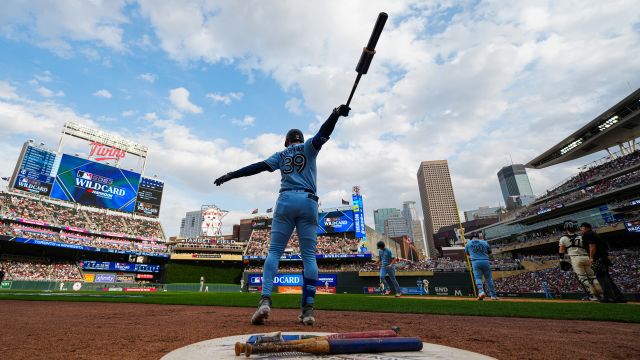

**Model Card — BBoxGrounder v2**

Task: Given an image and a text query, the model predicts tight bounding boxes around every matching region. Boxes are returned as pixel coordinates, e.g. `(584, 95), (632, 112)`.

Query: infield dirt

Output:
(2, 300), (639, 359)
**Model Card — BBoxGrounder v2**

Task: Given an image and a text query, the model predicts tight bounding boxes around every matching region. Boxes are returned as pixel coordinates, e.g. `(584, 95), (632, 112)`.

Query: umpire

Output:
(580, 222), (626, 303)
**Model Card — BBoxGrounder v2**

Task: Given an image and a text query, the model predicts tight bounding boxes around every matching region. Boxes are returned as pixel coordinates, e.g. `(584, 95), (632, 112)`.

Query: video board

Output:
(11, 144), (59, 196)
(80, 260), (160, 273)
(625, 220), (640, 233)
(135, 177), (164, 216)
(50, 154), (141, 213)
(318, 210), (355, 234)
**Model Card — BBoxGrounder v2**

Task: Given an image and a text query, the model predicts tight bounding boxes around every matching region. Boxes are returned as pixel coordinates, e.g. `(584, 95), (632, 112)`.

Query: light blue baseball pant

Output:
(380, 264), (400, 294)
(471, 259), (496, 297)
(261, 191), (319, 306)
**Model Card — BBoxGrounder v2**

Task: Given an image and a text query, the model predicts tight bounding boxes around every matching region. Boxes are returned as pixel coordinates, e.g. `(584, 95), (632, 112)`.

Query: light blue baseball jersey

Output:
(379, 248), (395, 266)
(264, 138), (319, 193)
(465, 239), (491, 261)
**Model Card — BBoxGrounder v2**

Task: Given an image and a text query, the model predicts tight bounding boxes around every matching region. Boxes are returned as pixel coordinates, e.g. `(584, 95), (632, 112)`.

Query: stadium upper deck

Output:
(528, 88), (640, 169)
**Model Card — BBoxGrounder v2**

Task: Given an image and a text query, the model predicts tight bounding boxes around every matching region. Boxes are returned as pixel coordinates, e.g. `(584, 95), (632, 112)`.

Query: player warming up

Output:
(558, 221), (602, 301)
(214, 104), (350, 325)
(465, 233), (498, 300)
(376, 241), (401, 297)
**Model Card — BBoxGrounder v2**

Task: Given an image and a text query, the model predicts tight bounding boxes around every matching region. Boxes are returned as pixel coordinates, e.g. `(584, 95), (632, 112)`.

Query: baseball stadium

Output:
(2, 3), (640, 360)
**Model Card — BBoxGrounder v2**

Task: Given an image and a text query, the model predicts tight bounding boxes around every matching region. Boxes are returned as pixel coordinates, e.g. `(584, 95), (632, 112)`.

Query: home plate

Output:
(162, 332), (495, 360)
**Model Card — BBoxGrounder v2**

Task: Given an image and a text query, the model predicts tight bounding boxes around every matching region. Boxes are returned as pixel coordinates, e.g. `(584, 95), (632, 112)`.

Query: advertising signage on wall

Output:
(49, 154), (141, 213)
(80, 260), (161, 273)
(243, 253), (371, 261)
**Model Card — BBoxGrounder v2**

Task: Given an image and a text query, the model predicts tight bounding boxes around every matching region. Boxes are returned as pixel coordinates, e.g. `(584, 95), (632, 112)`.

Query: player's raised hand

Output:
(333, 104), (350, 117)
(214, 173), (233, 186)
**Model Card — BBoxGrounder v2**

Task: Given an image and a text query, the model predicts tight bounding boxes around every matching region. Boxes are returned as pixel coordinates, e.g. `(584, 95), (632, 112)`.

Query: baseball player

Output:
(376, 241), (401, 297)
(215, 104), (350, 325)
(464, 233), (498, 300)
(558, 221), (602, 301)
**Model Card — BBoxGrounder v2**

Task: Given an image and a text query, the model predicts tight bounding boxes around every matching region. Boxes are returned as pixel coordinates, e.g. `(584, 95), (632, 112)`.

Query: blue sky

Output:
(0, 1), (639, 237)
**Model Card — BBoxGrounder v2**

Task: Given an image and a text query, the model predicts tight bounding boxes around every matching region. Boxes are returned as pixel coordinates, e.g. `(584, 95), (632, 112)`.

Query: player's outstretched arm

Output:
(214, 161), (271, 186)
(311, 105), (350, 151)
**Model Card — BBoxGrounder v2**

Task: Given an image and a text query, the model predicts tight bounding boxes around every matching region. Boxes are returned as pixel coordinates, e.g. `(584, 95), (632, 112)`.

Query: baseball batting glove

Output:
(214, 173), (233, 186)
(333, 104), (350, 117)
(559, 260), (572, 271)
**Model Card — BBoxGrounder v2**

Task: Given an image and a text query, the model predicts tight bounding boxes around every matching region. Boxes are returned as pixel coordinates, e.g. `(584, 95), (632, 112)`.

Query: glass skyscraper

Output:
(497, 164), (535, 209)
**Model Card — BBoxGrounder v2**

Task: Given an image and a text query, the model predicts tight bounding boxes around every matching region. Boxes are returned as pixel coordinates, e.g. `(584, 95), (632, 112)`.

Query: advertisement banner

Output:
(136, 274), (154, 279)
(352, 192), (366, 239)
(248, 274), (303, 286)
(318, 210), (355, 234)
(363, 286), (384, 294)
(316, 287), (337, 294)
(0, 281), (12, 289)
(80, 260), (161, 273)
(317, 274), (337, 287)
(50, 154), (141, 213)
(94, 274), (116, 283)
(83, 273), (96, 283)
(124, 287), (157, 292)
(116, 274), (135, 283)
(278, 286), (302, 294)
(170, 253), (243, 261)
(4, 237), (170, 259)
(12, 144), (58, 196)
(243, 253), (372, 261)
(134, 177), (164, 217)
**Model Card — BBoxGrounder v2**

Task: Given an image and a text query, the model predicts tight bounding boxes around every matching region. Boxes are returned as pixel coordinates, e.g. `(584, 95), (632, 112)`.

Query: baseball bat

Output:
(242, 337), (422, 357)
(237, 328), (400, 355)
(346, 12), (388, 107)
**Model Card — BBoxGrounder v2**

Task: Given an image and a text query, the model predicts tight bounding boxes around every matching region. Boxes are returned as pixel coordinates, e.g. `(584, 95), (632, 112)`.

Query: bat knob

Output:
(234, 342), (245, 356)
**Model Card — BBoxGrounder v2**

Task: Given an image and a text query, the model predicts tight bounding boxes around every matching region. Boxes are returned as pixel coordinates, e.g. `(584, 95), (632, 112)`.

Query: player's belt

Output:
(279, 188), (318, 202)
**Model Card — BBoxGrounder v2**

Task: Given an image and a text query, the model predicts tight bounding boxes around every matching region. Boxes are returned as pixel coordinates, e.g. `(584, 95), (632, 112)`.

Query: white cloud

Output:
(169, 87), (202, 113)
(33, 71), (53, 82)
(121, 110), (137, 117)
(37, 86), (64, 98)
(285, 97), (303, 115)
(93, 89), (112, 99)
(205, 91), (243, 105)
(231, 115), (255, 127)
(0, 81), (18, 100)
(137, 72), (157, 83)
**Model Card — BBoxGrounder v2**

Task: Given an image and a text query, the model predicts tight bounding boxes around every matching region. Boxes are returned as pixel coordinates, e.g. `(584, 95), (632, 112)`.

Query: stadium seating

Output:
(243, 229), (361, 256)
(0, 221), (169, 254)
(0, 191), (164, 240)
(0, 255), (82, 281)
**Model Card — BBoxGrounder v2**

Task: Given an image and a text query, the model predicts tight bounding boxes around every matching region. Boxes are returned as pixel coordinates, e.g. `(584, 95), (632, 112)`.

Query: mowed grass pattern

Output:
(1, 291), (638, 323)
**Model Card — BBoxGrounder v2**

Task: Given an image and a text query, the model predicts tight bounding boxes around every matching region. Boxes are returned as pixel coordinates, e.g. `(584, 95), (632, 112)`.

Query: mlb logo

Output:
(78, 170), (93, 180)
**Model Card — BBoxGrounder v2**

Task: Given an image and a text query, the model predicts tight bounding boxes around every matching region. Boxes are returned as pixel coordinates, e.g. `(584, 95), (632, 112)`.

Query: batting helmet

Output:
(564, 221), (578, 232)
(285, 129), (304, 147)
(376, 241), (385, 249)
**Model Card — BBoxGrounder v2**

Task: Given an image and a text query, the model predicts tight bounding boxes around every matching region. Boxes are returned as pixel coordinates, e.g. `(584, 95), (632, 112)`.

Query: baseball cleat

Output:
(298, 305), (315, 326)
(384, 290), (391, 295)
(395, 293), (402, 298)
(477, 293), (486, 301)
(251, 297), (271, 325)
(491, 296), (499, 301)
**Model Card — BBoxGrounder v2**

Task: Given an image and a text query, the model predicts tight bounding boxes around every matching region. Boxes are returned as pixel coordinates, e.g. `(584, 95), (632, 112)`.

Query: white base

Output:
(162, 332), (495, 360)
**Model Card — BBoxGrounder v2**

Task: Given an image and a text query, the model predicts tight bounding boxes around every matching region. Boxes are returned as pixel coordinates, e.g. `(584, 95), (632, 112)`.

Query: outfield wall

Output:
(242, 271), (476, 296)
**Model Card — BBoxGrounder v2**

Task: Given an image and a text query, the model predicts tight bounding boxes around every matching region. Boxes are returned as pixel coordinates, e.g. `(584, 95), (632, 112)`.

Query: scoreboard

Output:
(12, 144), (59, 196)
(135, 177), (164, 216)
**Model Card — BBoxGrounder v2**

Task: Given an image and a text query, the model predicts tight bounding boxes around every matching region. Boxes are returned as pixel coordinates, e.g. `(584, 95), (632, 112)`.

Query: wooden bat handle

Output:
(245, 339), (330, 357)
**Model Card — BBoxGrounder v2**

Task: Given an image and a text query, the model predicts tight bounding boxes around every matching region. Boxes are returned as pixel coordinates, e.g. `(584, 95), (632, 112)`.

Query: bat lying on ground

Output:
(237, 328), (401, 355)
(239, 337), (423, 357)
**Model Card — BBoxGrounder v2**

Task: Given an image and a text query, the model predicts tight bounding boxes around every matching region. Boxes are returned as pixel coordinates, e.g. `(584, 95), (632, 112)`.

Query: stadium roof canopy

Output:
(527, 88), (640, 169)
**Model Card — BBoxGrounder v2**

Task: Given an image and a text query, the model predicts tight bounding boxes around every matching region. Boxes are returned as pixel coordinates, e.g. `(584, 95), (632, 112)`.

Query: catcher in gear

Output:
(558, 221), (602, 300)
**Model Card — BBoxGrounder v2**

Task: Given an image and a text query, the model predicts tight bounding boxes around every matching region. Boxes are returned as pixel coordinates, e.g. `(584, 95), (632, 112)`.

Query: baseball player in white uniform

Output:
(559, 221), (602, 300)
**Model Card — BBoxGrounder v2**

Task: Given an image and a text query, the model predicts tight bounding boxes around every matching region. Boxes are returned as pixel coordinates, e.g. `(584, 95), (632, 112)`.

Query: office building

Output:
(384, 213), (409, 238)
(497, 164), (535, 209)
(464, 205), (502, 222)
(402, 201), (426, 255)
(179, 210), (203, 238)
(373, 208), (401, 235)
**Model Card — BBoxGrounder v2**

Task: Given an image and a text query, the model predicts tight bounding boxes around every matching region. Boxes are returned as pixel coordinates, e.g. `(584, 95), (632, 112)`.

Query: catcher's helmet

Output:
(285, 129), (304, 147)
(564, 221), (578, 232)
(376, 241), (385, 249)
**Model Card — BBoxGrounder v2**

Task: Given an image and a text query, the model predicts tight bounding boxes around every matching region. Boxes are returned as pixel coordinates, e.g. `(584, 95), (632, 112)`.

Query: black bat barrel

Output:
(355, 12), (388, 74)
(366, 12), (388, 51)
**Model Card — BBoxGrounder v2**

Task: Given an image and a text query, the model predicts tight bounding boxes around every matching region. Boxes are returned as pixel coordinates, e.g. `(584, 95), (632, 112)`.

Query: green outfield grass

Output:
(1, 291), (638, 323)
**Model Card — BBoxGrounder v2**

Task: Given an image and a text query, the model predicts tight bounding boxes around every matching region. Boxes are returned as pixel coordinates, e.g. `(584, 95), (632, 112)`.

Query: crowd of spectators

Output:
(244, 229), (362, 256)
(0, 221), (169, 254)
(516, 170), (640, 219)
(0, 192), (164, 240)
(0, 255), (82, 281)
(494, 250), (640, 294)
(540, 150), (640, 200)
